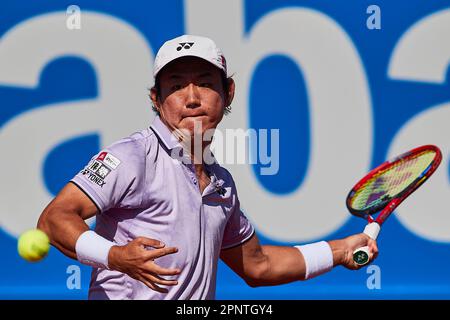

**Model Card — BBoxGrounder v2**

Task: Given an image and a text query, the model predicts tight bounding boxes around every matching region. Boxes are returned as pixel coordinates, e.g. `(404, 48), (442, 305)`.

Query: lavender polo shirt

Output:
(70, 116), (255, 300)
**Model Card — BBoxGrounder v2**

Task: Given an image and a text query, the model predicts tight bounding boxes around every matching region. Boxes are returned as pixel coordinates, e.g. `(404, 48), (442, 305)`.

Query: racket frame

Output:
(346, 144), (442, 226)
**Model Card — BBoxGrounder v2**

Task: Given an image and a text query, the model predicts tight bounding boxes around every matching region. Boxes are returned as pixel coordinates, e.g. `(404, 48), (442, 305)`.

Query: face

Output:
(151, 57), (234, 141)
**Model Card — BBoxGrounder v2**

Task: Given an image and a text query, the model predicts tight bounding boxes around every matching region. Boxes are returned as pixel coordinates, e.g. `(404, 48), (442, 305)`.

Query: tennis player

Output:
(37, 35), (378, 300)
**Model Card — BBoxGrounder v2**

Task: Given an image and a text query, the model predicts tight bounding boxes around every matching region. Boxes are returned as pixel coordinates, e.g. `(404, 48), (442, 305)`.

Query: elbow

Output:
(245, 278), (262, 288)
(37, 210), (51, 235)
(37, 205), (61, 238)
(244, 262), (269, 288)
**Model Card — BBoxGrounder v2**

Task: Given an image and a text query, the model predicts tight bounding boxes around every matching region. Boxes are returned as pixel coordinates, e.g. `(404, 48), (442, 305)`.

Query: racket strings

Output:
(350, 150), (436, 210)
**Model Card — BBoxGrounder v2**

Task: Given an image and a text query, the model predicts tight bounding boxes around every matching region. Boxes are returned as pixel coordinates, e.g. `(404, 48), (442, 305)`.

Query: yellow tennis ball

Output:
(18, 229), (50, 262)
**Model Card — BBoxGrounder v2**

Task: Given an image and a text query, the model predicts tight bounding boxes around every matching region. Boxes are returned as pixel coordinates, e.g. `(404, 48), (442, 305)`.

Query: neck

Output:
(194, 163), (206, 176)
(184, 139), (212, 165)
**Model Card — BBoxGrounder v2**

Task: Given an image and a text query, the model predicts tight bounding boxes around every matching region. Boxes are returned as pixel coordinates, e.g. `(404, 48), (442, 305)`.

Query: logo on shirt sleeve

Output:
(88, 160), (102, 173)
(87, 160), (111, 178)
(80, 151), (121, 188)
(95, 165), (111, 179)
(96, 152), (121, 170)
(80, 159), (111, 188)
(96, 152), (108, 161)
(80, 166), (106, 188)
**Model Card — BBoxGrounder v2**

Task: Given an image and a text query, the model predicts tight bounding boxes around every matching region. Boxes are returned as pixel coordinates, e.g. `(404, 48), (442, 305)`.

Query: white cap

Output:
(153, 34), (227, 78)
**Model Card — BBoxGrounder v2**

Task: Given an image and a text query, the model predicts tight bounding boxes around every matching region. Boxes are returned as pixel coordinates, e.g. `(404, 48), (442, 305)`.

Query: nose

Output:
(185, 83), (201, 109)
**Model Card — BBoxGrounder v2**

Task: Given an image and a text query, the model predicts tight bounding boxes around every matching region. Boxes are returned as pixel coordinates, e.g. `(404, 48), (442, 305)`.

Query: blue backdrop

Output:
(1, 0), (450, 299)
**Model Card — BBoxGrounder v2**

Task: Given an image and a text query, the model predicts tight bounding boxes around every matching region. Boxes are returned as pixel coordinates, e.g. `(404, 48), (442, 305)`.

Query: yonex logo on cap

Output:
(153, 35), (227, 78)
(177, 42), (194, 51)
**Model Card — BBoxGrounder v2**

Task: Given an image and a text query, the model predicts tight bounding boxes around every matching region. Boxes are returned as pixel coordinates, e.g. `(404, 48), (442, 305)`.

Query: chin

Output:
(181, 117), (208, 133)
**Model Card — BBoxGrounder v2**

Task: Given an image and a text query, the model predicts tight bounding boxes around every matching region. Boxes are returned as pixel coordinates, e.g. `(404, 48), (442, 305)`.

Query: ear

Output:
(226, 78), (235, 107)
(150, 87), (161, 112)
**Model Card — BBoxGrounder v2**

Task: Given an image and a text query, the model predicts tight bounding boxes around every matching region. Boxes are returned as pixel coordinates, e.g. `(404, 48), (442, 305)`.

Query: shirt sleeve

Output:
(221, 193), (255, 250)
(70, 139), (145, 212)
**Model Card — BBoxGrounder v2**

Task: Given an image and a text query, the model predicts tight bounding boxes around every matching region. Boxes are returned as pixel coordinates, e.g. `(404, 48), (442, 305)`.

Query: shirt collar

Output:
(150, 116), (221, 171)
(150, 116), (182, 151)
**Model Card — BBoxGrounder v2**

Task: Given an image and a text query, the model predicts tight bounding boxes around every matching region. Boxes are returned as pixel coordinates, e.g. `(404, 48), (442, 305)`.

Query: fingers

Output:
(135, 238), (179, 261)
(144, 246), (179, 261)
(339, 234), (380, 270)
(135, 260), (181, 293)
(153, 246), (179, 259)
(118, 237), (183, 293)
(368, 240), (379, 260)
(356, 234), (379, 262)
(135, 236), (165, 249)
(150, 264), (182, 276)
(143, 273), (179, 287)
(141, 246), (180, 275)
(138, 276), (170, 294)
(134, 261), (181, 293)
(359, 232), (372, 244)
(138, 264), (180, 293)
(136, 239), (182, 276)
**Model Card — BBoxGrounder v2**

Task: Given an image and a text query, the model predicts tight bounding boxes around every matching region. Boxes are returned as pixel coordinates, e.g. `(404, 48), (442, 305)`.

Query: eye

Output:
(200, 83), (212, 88)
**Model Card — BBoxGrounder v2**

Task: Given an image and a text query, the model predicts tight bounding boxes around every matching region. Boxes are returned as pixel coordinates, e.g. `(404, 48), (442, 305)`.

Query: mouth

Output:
(182, 114), (207, 119)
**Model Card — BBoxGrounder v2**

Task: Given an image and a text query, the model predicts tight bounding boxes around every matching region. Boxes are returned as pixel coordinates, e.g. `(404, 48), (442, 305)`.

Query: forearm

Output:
(253, 241), (345, 286)
(251, 245), (306, 286)
(225, 232), (376, 288)
(37, 206), (90, 260)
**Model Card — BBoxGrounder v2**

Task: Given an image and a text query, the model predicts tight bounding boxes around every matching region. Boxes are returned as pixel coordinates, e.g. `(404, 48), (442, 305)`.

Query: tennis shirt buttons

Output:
(184, 165), (197, 184)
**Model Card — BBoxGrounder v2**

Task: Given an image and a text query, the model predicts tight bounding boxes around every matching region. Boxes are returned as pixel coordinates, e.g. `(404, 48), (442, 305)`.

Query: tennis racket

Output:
(346, 145), (442, 266)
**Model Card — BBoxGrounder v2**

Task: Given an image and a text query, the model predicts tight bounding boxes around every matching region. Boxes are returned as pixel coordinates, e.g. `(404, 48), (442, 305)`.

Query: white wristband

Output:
(75, 230), (115, 269)
(295, 241), (334, 280)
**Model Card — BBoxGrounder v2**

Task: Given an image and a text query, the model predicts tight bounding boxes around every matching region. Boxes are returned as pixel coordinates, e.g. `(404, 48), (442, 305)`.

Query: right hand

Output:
(108, 237), (181, 293)
(329, 233), (379, 270)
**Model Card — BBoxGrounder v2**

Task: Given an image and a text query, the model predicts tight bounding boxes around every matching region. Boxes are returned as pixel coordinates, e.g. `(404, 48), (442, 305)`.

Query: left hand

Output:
(328, 233), (379, 270)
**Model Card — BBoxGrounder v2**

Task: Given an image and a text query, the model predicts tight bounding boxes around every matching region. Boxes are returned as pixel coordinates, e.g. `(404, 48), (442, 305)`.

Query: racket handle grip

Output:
(363, 222), (380, 240)
(353, 222), (380, 266)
